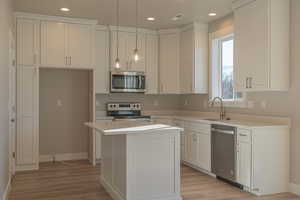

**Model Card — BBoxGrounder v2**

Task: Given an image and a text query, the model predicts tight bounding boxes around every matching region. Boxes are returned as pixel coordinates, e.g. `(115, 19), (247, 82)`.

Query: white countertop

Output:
(152, 115), (290, 129)
(85, 121), (183, 135)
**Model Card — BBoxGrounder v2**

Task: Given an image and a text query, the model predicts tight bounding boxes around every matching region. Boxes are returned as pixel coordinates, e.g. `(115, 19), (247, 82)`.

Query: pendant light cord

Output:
(135, 0), (138, 50)
(116, 0), (119, 59)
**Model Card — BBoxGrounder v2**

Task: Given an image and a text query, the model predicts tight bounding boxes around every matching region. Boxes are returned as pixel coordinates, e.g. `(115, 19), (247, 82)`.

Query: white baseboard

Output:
(39, 152), (88, 163)
(290, 183), (300, 196)
(2, 174), (11, 200)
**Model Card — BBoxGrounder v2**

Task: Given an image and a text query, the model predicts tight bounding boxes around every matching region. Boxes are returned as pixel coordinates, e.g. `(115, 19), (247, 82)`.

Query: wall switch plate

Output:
(95, 100), (100, 106)
(261, 101), (267, 109)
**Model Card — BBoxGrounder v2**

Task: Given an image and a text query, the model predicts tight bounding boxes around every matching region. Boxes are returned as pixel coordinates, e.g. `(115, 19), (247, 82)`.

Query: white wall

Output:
(0, 0), (13, 198)
(182, 0), (300, 186)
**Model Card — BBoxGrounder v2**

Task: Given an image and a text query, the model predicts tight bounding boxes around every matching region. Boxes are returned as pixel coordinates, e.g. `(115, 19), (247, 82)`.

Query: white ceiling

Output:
(14, 0), (233, 29)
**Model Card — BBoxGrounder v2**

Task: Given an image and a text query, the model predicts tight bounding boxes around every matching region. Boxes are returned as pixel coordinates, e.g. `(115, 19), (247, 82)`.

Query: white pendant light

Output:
(133, 0), (139, 62)
(115, 0), (121, 69)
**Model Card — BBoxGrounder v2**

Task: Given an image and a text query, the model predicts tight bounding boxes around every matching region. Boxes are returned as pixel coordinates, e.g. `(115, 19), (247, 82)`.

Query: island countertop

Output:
(85, 121), (183, 136)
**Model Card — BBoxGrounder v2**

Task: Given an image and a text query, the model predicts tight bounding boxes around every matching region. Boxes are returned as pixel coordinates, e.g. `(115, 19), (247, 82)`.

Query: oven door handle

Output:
(139, 76), (142, 89)
(211, 128), (235, 135)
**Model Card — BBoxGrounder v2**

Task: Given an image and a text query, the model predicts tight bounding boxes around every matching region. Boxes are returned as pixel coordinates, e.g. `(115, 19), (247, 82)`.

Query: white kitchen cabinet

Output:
(196, 132), (211, 172)
(95, 27), (110, 94)
(16, 67), (39, 171)
(111, 31), (146, 72)
(41, 21), (94, 69)
(235, 127), (290, 195)
(17, 19), (40, 66)
(180, 23), (208, 94)
(67, 23), (93, 69)
(41, 21), (67, 68)
(145, 34), (159, 94)
(233, 0), (290, 91)
(237, 129), (251, 188)
(159, 30), (180, 94)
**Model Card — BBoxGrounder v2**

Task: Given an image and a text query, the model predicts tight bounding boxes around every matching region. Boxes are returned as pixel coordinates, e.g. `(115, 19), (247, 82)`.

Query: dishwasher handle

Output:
(211, 128), (235, 135)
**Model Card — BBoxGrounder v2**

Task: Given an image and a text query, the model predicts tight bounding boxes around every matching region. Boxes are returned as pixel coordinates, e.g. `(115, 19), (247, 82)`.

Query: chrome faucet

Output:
(211, 97), (226, 120)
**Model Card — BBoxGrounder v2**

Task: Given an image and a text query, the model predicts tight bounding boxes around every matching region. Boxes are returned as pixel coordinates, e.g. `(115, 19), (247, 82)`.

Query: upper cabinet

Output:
(41, 21), (94, 69)
(233, 0), (290, 91)
(159, 29), (181, 94)
(145, 34), (159, 94)
(110, 30), (146, 72)
(17, 19), (40, 66)
(180, 23), (208, 94)
(95, 26), (110, 94)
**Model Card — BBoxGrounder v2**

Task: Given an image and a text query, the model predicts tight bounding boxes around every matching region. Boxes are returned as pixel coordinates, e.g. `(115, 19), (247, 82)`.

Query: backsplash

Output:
(95, 94), (182, 111)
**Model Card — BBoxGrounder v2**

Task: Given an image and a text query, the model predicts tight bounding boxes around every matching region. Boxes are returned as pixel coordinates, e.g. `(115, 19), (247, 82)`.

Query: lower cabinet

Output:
(16, 66), (39, 171)
(236, 127), (290, 195)
(173, 120), (211, 172)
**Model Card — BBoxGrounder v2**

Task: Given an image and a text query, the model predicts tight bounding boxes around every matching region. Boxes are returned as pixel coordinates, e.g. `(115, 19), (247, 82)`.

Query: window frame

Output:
(209, 26), (247, 108)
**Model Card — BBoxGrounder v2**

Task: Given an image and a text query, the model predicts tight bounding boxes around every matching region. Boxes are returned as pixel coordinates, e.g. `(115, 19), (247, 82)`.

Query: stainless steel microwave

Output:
(110, 71), (146, 93)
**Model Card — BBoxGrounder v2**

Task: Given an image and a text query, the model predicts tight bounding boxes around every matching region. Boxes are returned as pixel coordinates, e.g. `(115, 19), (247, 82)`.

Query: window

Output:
(210, 29), (245, 107)
(219, 36), (242, 101)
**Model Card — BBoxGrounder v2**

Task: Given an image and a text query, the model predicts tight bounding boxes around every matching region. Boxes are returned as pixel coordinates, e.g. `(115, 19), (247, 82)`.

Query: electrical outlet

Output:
(184, 99), (188, 106)
(95, 100), (100, 106)
(247, 101), (255, 108)
(57, 100), (63, 107)
(154, 100), (159, 106)
(203, 101), (208, 108)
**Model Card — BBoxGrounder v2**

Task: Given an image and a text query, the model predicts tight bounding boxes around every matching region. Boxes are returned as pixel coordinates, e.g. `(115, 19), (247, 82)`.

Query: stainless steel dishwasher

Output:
(211, 124), (237, 183)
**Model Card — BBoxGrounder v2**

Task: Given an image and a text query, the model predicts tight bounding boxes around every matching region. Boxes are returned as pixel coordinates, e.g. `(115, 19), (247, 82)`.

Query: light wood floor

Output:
(9, 160), (300, 200)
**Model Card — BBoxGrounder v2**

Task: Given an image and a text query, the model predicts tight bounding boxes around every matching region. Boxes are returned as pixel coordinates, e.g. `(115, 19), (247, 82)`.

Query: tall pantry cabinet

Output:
(15, 13), (97, 171)
(16, 18), (40, 171)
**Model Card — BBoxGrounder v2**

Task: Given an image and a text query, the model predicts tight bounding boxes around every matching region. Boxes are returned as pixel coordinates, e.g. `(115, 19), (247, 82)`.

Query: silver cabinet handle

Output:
(250, 77), (253, 88)
(239, 133), (248, 137)
(246, 77), (249, 89)
(69, 57), (72, 65)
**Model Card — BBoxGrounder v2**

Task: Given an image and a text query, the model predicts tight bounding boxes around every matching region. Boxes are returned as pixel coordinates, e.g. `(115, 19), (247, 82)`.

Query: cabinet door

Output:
(95, 29), (110, 94)
(196, 132), (211, 172)
(145, 34), (159, 94)
(237, 141), (251, 188)
(127, 33), (146, 72)
(234, 0), (269, 91)
(159, 33), (180, 94)
(111, 31), (129, 70)
(41, 21), (67, 68)
(16, 67), (38, 167)
(67, 23), (93, 69)
(180, 28), (194, 94)
(17, 19), (40, 66)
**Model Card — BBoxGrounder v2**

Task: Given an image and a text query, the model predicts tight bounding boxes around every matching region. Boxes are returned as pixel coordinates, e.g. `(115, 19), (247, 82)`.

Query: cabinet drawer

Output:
(184, 121), (210, 134)
(238, 129), (251, 143)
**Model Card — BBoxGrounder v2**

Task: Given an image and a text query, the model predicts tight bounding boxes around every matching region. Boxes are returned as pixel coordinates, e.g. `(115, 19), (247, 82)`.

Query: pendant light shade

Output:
(115, 0), (121, 69)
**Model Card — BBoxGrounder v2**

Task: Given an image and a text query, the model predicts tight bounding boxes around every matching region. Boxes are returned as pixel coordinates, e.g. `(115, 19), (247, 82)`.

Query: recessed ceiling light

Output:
(147, 17), (155, 21)
(60, 7), (70, 12)
(172, 13), (184, 21)
(208, 13), (217, 17)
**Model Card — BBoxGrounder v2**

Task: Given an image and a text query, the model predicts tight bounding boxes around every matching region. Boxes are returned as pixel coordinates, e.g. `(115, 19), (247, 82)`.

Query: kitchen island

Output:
(85, 121), (183, 200)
